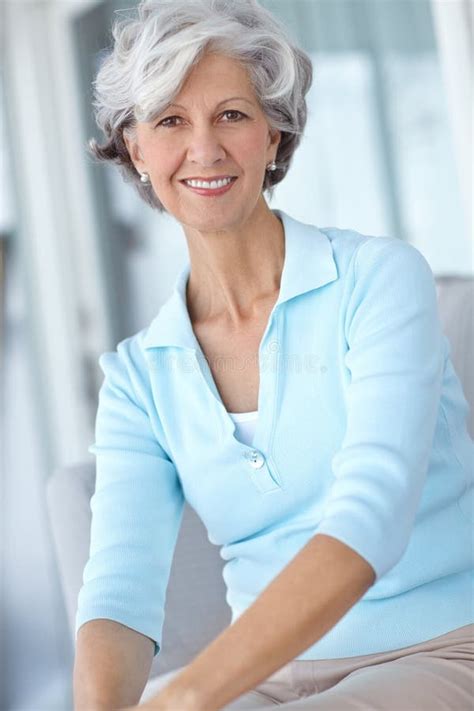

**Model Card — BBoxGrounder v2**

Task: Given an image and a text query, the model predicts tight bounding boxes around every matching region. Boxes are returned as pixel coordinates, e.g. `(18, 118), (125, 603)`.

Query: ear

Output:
(123, 132), (146, 174)
(268, 127), (281, 152)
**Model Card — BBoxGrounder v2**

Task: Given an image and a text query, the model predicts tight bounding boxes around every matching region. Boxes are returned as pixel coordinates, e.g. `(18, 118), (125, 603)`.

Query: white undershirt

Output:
(227, 410), (258, 448)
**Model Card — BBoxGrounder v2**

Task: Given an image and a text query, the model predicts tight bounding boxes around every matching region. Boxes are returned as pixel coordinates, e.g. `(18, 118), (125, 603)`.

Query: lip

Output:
(180, 176), (238, 197)
(180, 175), (237, 181)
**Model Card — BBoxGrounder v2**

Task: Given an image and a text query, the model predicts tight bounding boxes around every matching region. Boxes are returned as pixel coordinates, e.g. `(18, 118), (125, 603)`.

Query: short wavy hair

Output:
(88, 0), (313, 212)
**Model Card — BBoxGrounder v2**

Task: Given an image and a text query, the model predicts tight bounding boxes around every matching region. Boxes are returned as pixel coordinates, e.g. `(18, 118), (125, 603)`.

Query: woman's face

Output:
(125, 52), (281, 232)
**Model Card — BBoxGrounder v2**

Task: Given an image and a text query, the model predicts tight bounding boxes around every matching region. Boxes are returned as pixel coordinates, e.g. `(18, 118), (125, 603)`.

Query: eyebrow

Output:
(166, 96), (255, 110)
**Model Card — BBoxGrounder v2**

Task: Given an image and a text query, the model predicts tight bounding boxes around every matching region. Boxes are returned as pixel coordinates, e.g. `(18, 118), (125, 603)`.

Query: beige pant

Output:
(141, 623), (474, 709)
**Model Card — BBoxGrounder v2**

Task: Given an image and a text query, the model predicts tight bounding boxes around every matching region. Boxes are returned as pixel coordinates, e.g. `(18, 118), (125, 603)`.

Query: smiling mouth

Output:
(180, 176), (239, 195)
(180, 176), (238, 187)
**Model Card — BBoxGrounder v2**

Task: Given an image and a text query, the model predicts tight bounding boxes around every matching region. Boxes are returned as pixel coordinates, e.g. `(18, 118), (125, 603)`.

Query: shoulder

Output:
(98, 326), (153, 408)
(319, 226), (434, 286)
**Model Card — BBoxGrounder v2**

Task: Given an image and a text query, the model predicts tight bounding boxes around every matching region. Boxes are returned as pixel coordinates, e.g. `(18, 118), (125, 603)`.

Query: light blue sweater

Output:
(76, 209), (474, 659)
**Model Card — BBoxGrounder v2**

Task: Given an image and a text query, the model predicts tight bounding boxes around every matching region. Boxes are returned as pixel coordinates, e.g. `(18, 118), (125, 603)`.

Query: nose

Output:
(186, 124), (227, 168)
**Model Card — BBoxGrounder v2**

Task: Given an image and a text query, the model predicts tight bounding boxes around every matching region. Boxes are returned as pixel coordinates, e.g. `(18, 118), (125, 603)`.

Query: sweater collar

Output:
(143, 209), (338, 350)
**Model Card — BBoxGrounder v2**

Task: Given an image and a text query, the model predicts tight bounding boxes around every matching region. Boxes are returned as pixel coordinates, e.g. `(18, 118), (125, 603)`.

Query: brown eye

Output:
(157, 115), (182, 128)
(156, 110), (246, 128)
(222, 110), (246, 121)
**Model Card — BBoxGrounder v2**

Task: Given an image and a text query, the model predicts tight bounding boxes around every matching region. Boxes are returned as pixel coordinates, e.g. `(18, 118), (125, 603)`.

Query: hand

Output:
(120, 703), (199, 711)
(120, 701), (204, 711)
(119, 686), (209, 711)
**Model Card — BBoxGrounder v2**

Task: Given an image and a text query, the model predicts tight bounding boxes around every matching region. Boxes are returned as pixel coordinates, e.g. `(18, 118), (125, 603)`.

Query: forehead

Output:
(175, 52), (256, 103)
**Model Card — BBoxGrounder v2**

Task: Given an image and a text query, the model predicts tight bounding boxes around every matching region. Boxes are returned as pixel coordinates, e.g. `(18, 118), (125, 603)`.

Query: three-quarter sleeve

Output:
(316, 237), (445, 583)
(75, 341), (185, 657)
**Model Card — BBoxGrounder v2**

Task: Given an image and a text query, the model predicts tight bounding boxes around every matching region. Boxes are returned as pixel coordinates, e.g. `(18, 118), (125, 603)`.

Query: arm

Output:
(73, 619), (154, 710)
(74, 339), (185, 708)
(149, 533), (374, 711)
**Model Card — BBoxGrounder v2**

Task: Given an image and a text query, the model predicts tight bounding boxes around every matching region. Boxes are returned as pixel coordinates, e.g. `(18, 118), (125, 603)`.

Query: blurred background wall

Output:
(0, 0), (472, 708)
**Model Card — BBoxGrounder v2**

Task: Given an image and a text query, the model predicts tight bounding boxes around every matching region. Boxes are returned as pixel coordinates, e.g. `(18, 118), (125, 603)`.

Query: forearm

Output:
(158, 533), (375, 711)
(73, 619), (154, 710)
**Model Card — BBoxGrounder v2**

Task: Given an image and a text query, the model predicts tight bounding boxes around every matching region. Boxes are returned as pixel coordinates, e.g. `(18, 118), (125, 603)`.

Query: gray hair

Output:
(88, 0), (313, 212)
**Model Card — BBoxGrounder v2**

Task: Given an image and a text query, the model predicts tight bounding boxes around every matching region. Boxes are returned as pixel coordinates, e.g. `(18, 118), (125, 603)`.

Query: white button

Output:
(244, 449), (266, 469)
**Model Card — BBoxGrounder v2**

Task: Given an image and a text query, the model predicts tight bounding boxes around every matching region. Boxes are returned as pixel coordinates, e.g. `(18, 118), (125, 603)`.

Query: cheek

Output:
(154, 158), (181, 184)
(241, 131), (270, 165)
(144, 140), (179, 178)
(234, 142), (267, 177)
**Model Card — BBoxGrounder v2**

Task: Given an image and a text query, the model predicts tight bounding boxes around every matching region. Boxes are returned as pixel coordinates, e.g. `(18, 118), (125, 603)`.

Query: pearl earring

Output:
(266, 160), (277, 172)
(140, 172), (150, 184)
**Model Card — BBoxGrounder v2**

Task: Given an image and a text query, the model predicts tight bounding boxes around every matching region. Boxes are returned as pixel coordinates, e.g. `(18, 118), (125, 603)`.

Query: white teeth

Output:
(185, 177), (233, 189)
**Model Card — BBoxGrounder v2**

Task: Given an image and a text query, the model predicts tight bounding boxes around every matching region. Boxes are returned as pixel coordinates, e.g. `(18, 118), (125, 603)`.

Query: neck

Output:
(184, 202), (285, 328)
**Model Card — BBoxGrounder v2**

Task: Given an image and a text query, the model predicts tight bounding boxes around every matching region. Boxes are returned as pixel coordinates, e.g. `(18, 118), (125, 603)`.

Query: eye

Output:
(221, 110), (246, 121)
(156, 115), (182, 128)
(156, 110), (246, 128)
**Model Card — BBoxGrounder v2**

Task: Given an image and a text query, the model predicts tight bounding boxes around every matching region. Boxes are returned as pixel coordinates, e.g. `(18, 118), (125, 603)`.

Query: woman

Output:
(74, 1), (474, 709)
